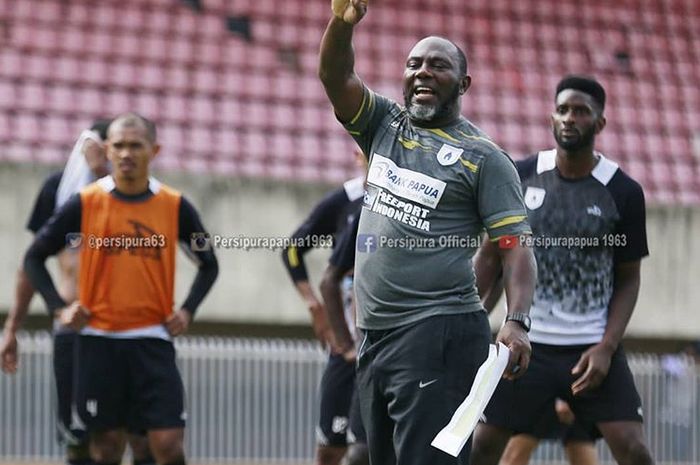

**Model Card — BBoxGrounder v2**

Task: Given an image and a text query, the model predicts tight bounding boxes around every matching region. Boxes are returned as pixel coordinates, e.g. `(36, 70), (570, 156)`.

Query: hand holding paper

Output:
(431, 342), (510, 457)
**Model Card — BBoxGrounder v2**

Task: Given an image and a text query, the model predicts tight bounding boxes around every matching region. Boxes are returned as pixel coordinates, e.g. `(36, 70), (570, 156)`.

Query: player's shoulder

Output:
(81, 175), (111, 197)
(151, 178), (182, 199)
(455, 118), (506, 157)
(437, 118), (515, 175)
(320, 183), (353, 208)
(362, 86), (403, 122)
(41, 170), (64, 193)
(343, 176), (365, 202)
(513, 154), (539, 181)
(605, 161), (645, 202)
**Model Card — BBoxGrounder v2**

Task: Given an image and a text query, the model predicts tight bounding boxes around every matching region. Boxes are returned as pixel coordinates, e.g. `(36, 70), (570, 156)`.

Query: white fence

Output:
(0, 332), (698, 464)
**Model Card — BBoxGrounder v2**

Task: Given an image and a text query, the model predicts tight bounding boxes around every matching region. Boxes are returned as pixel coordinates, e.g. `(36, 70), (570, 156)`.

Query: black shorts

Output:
(53, 332), (87, 446)
(75, 336), (185, 432)
(525, 401), (601, 444)
(484, 343), (643, 435)
(357, 312), (491, 465)
(317, 353), (365, 447)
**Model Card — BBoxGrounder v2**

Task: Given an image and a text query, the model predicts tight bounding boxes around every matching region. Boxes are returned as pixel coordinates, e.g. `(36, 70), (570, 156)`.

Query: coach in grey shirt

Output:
(319, 1), (537, 464)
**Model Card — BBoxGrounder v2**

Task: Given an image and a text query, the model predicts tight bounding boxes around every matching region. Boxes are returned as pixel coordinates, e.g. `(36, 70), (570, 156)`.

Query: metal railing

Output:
(0, 332), (697, 464)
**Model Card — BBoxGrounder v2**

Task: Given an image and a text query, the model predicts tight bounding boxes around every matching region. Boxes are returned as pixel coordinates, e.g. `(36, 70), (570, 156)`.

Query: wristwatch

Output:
(505, 313), (531, 332)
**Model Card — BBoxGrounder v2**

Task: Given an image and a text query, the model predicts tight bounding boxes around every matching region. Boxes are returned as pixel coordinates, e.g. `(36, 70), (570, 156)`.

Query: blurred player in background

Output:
(319, 0), (537, 463)
(0, 119), (153, 465)
(23, 113), (219, 465)
(470, 76), (654, 465)
(320, 212), (368, 465)
(281, 149), (366, 465)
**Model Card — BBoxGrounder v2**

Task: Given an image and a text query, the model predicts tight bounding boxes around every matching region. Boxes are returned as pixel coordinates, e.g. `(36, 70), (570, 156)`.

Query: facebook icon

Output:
(356, 234), (377, 253)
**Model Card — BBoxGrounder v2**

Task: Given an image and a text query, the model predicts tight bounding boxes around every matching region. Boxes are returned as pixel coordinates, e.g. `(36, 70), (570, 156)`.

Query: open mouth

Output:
(413, 86), (436, 102)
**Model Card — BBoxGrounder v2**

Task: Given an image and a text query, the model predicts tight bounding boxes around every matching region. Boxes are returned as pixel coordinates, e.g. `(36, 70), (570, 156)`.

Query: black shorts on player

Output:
(484, 343), (643, 435)
(317, 353), (360, 447)
(75, 336), (185, 432)
(524, 399), (601, 445)
(53, 332), (87, 446)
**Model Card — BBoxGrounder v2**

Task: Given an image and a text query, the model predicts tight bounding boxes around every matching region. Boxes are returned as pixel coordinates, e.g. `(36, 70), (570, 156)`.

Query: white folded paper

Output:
(431, 342), (510, 457)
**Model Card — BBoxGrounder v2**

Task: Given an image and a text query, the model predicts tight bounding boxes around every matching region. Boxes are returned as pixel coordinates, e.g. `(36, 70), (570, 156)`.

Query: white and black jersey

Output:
(517, 150), (649, 345)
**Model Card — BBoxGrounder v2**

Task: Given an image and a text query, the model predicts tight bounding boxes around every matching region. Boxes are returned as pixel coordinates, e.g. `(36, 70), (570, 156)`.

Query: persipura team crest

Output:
(436, 144), (463, 166)
(524, 186), (546, 210)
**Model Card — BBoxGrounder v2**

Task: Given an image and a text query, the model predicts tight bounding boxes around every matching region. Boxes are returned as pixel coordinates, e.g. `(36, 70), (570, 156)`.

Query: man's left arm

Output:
(478, 149), (536, 380)
(169, 196), (219, 336)
(572, 179), (648, 394)
(320, 215), (359, 360)
(571, 261), (640, 395)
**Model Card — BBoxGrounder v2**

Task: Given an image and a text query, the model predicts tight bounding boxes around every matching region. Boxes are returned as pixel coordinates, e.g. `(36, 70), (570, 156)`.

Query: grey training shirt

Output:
(344, 87), (531, 330)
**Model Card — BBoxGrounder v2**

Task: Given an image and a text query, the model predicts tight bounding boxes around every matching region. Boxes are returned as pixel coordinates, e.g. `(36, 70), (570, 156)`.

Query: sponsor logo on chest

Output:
(587, 205), (602, 217)
(367, 154), (446, 208)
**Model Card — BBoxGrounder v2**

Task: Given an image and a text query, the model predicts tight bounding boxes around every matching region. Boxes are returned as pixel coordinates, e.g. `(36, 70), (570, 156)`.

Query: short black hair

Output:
(555, 75), (606, 112)
(422, 36), (468, 77)
(90, 118), (112, 141)
(108, 113), (157, 143)
(448, 39), (468, 77)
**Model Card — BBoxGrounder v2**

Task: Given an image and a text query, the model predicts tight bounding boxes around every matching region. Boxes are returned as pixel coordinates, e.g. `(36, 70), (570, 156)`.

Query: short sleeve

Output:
(478, 150), (531, 239)
(613, 180), (649, 263)
(27, 172), (63, 233)
(342, 85), (397, 158)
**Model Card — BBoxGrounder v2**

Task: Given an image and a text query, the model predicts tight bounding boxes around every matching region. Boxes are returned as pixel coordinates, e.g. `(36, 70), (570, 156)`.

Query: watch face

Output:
(507, 314), (530, 332)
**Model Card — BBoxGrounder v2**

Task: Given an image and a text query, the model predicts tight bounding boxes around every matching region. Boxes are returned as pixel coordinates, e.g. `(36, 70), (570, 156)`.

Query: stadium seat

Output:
(0, 0), (696, 202)
(0, 81), (14, 110)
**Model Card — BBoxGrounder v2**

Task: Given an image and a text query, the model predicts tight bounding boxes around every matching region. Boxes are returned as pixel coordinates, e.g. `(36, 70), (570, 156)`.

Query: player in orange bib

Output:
(24, 113), (219, 465)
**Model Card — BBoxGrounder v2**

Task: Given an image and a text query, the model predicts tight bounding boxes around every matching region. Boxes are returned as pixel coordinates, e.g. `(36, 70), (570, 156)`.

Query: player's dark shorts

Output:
(317, 353), (366, 446)
(75, 335), (185, 432)
(357, 312), (491, 465)
(53, 332), (87, 446)
(484, 343), (643, 435)
(525, 401), (602, 444)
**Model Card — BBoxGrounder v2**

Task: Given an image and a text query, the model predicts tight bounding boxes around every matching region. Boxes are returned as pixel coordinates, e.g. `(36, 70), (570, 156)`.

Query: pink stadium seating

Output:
(0, 0), (698, 204)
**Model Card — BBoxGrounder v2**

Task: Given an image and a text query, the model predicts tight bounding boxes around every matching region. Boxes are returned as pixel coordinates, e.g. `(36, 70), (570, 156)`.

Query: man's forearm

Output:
(601, 266), (641, 351)
(295, 281), (320, 308)
(319, 17), (356, 89)
(320, 268), (354, 351)
(24, 250), (65, 314)
(3, 268), (35, 332)
(502, 245), (537, 314)
(474, 239), (504, 312)
(181, 259), (219, 316)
